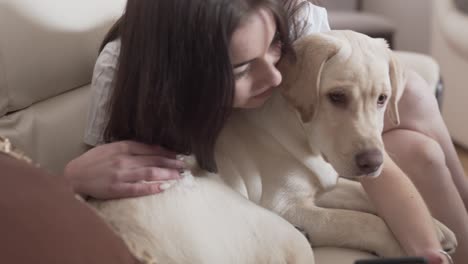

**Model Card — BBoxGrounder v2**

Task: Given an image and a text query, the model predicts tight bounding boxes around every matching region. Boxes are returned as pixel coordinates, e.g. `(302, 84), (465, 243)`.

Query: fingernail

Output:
(160, 182), (172, 191)
(179, 171), (187, 178)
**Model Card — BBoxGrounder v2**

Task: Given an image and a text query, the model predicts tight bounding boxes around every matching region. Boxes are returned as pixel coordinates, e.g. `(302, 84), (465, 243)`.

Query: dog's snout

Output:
(355, 149), (383, 174)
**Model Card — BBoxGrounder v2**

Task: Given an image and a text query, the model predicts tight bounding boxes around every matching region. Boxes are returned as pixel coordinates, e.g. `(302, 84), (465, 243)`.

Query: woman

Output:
(65, 0), (461, 263)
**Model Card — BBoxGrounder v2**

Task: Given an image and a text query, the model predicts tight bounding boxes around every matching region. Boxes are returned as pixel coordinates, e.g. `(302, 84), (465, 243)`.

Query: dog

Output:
(90, 30), (457, 264)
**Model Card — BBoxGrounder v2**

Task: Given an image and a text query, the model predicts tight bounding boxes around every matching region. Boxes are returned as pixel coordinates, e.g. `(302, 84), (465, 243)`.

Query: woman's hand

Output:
(64, 141), (185, 199)
(420, 249), (454, 264)
(360, 152), (449, 263)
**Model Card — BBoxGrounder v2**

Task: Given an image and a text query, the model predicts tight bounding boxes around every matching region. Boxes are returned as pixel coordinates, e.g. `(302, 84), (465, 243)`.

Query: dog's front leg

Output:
(315, 178), (376, 214)
(283, 203), (406, 258)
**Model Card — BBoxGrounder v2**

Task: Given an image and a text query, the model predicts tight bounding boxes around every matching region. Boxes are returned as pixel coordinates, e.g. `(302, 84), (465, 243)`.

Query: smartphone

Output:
(354, 257), (428, 264)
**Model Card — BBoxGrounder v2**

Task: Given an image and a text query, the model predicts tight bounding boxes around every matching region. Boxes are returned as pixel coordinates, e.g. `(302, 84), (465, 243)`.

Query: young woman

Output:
(64, 0), (464, 263)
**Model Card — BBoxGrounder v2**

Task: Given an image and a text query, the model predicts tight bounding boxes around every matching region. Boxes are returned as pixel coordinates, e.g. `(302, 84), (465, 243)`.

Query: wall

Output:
(362, 0), (432, 54)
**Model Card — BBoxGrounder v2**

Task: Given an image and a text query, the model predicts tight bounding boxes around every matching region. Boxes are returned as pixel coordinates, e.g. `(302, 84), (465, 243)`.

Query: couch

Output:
(0, 0), (126, 173)
(0, 0), (442, 263)
(431, 0), (468, 148)
(320, 0), (396, 48)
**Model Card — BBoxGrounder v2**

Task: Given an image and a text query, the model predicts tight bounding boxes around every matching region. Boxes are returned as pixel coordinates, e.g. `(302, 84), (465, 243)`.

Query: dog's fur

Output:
(90, 31), (457, 264)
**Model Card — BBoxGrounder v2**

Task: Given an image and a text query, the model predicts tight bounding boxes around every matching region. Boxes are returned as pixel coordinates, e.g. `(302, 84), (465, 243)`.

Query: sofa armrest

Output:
(394, 51), (440, 91)
(439, 8), (468, 60)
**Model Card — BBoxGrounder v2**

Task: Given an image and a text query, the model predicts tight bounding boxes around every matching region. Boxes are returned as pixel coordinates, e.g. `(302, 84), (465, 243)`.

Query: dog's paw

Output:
(356, 214), (406, 257)
(376, 238), (406, 257)
(367, 225), (405, 257)
(434, 219), (457, 254)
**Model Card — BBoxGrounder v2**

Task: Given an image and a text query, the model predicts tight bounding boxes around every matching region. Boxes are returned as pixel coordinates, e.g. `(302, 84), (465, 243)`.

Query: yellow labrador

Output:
(90, 30), (456, 264)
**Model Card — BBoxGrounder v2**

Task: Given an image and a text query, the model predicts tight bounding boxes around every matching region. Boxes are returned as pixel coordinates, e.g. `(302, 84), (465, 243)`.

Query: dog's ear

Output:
(387, 51), (406, 126)
(278, 33), (341, 123)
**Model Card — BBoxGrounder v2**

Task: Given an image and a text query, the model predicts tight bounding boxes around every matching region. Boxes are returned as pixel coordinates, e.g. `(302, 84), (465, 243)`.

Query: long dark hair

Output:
(102, 0), (308, 172)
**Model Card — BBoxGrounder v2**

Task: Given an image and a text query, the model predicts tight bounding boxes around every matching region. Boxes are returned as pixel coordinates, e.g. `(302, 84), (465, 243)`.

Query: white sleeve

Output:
(296, 1), (331, 36)
(83, 40), (120, 146)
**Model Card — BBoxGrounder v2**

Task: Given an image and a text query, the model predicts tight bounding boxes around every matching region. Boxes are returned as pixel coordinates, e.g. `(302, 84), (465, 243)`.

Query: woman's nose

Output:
(261, 57), (282, 88)
(268, 65), (282, 87)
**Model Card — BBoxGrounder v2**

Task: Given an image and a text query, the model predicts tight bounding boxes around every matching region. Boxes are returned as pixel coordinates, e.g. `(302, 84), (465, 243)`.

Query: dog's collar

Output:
(0, 136), (33, 164)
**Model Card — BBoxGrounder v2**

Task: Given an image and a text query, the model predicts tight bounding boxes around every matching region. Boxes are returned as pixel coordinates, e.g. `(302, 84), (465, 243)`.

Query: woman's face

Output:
(230, 8), (282, 109)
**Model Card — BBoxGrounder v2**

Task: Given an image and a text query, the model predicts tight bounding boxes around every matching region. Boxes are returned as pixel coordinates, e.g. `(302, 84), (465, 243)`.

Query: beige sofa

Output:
(0, 0), (126, 173)
(431, 0), (468, 148)
(320, 0), (396, 48)
(0, 1), (441, 263)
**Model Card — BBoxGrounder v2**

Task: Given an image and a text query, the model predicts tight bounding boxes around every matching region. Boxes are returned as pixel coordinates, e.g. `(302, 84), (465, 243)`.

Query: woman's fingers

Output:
(113, 140), (177, 158)
(111, 181), (173, 198)
(118, 167), (182, 182)
(112, 155), (186, 171)
(152, 156), (186, 170)
(103, 167), (181, 198)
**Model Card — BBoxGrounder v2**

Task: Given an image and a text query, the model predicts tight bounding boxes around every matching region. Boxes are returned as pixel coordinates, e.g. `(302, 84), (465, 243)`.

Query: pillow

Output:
(455, 0), (468, 14)
(0, 154), (139, 264)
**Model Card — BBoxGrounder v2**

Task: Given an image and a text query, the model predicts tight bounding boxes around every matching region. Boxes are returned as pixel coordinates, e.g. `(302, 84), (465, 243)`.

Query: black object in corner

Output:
(355, 257), (428, 264)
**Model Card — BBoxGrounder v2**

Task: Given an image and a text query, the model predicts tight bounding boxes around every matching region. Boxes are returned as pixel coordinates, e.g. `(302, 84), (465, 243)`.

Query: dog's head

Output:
(278, 30), (405, 178)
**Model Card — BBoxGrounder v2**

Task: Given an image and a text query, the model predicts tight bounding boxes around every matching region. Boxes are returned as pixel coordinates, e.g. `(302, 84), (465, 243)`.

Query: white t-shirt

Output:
(83, 2), (330, 146)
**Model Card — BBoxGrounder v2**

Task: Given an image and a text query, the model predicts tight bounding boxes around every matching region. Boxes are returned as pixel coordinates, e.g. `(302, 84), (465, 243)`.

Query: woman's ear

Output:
(278, 33), (341, 123)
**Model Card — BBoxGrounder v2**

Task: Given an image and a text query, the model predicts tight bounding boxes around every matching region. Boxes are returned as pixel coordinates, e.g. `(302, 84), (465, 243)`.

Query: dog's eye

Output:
(377, 94), (388, 106)
(328, 92), (347, 106)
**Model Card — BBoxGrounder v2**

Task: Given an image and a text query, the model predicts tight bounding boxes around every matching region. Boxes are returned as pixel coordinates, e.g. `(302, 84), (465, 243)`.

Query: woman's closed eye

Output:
(233, 31), (281, 81)
(234, 64), (251, 80)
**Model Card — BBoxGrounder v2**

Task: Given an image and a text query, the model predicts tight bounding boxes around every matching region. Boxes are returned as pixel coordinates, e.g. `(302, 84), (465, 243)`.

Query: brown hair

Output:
(102, 0), (308, 172)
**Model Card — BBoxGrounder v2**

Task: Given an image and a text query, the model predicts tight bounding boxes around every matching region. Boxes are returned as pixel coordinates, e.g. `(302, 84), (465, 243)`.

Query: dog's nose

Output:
(355, 149), (383, 174)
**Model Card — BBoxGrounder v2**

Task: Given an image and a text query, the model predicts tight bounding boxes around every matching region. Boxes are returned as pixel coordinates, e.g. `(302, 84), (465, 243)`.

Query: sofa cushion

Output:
(0, 85), (91, 173)
(0, 0), (125, 116)
(0, 0), (126, 173)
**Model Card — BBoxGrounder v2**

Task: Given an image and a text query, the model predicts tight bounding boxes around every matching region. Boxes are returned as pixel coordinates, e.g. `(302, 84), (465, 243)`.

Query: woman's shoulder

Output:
(101, 39), (121, 56)
(95, 39), (121, 69)
(296, 0), (330, 35)
(305, 1), (328, 21)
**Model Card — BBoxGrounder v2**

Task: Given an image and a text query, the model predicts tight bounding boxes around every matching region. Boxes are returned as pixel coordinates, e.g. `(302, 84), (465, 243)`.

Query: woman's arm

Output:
(83, 40), (120, 146)
(360, 151), (450, 264)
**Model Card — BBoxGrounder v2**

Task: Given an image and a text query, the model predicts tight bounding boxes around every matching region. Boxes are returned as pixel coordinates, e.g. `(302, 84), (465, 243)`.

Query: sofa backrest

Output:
(318, 0), (358, 11)
(455, 0), (468, 14)
(0, 0), (125, 173)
